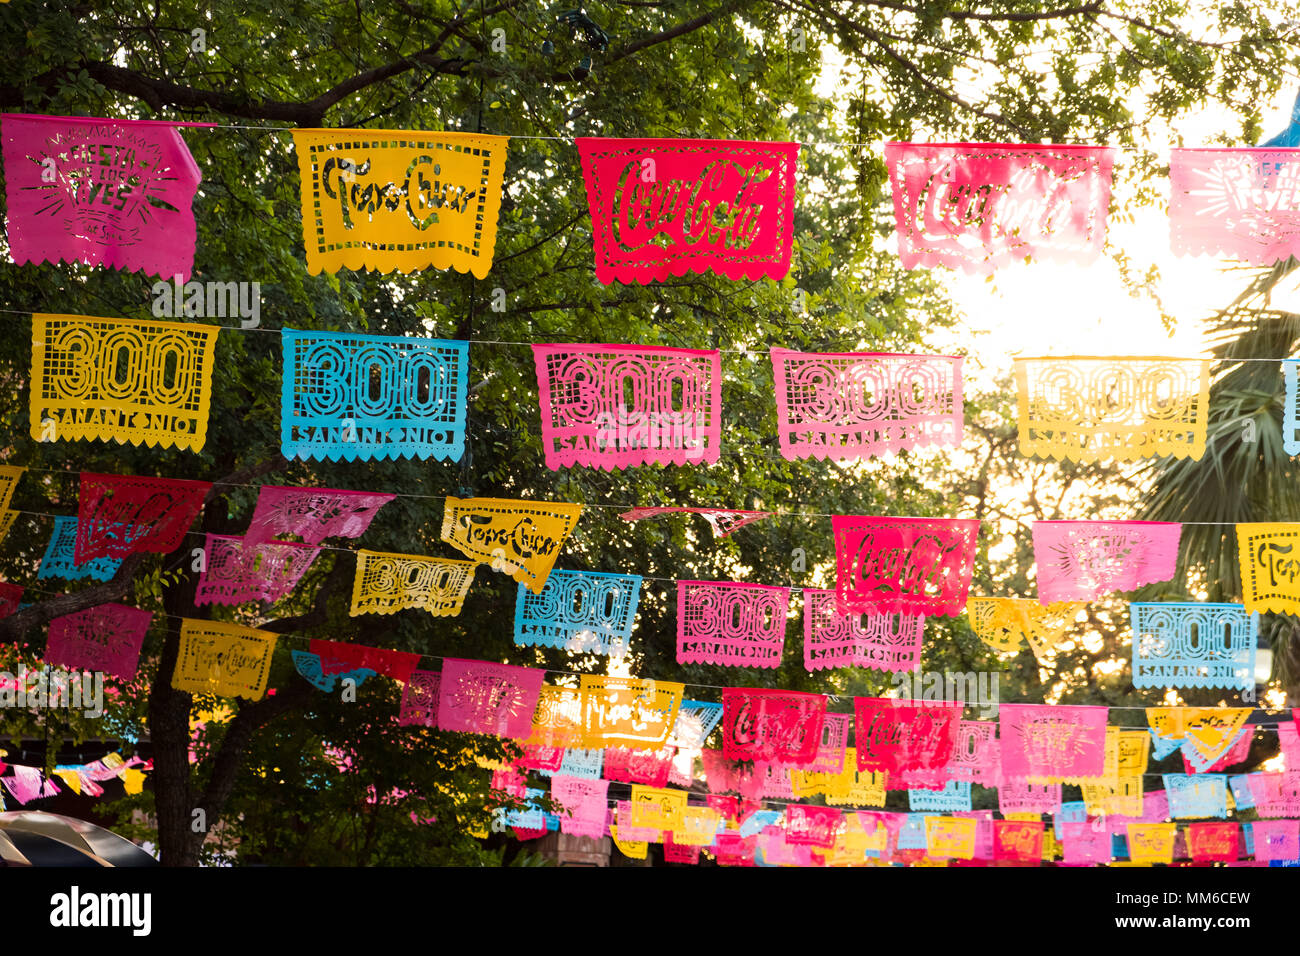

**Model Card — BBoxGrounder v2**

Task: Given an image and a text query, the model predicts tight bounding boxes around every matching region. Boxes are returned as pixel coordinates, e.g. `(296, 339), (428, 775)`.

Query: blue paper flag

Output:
(38, 516), (121, 582)
(908, 780), (972, 813)
(670, 699), (724, 749)
(1149, 728), (1183, 761)
(1054, 801), (1087, 840)
(898, 813), (931, 850)
(1130, 602), (1257, 692)
(290, 650), (376, 692)
(1164, 773), (1228, 819)
(1229, 774), (1257, 810)
(280, 329), (468, 462)
(513, 569), (642, 657)
(739, 809), (782, 838)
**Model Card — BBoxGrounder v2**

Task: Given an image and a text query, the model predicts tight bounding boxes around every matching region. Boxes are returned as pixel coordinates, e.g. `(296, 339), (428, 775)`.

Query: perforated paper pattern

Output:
(854, 698), (963, 774)
(1169, 148), (1300, 265)
(397, 670), (441, 728)
(173, 619), (277, 700)
(676, 580), (790, 668)
(1000, 704), (1108, 780)
(533, 344), (722, 469)
(721, 687), (827, 764)
(437, 658), (545, 740)
(350, 549), (476, 617)
(514, 569), (641, 656)
(31, 313), (217, 452)
(578, 675), (683, 748)
(74, 472), (210, 563)
(967, 596), (1083, 661)
(1033, 521), (1181, 603)
(245, 485), (395, 545)
(194, 534), (320, 606)
(803, 588), (924, 673)
(1131, 602), (1257, 691)
(44, 603), (152, 681)
(39, 516), (121, 582)
(441, 496), (583, 594)
(833, 516), (980, 616)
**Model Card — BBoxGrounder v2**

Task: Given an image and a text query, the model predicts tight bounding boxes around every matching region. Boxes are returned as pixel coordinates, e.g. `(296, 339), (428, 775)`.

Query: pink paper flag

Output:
(437, 658), (545, 740)
(1278, 719), (1300, 766)
(44, 602), (152, 681)
(75, 472), (211, 563)
(193, 533), (321, 606)
(998, 780), (1062, 815)
(244, 485), (395, 545)
(884, 142), (1115, 274)
(618, 506), (771, 538)
(2, 114), (204, 280)
(616, 800), (662, 843)
(551, 775), (610, 840)
(533, 344), (722, 469)
(1249, 772), (1300, 818)
(1060, 821), (1111, 865)
(713, 832), (758, 866)
(1033, 521), (1181, 603)
(676, 580), (790, 669)
(1169, 148), (1300, 265)
(664, 839), (701, 864)
(1000, 704), (1108, 779)
(785, 804), (843, 848)
(771, 349), (963, 461)
(948, 720), (1002, 786)
(604, 747), (675, 789)
(574, 137), (799, 284)
(721, 687), (827, 765)
(802, 588), (924, 673)
(833, 516), (980, 616)
(787, 711), (851, 775)
(397, 671), (440, 728)
(854, 697), (963, 775)
(1253, 819), (1300, 862)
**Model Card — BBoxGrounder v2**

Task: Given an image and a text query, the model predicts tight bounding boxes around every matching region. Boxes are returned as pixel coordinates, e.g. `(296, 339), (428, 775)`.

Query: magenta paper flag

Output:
(854, 697), (963, 775)
(1169, 148), (1300, 265)
(0, 582), (22, 619)
(1252, 819), (1300, 862)
(618, 506), (771, 538)
(244, 485), (395, 546)
(771, 349), (963, 461)
(1000, 704), (1108, 780)
(676, 580), (790, 668)
(75, 472), (211, 563)
(1060, 821), (1111, 865)
(193, 534), (321, 606)
(2, 766), (55, 805)
(574, 137), (799, 284)
(533, 344), (721, 470)
(1249, 772), (1300, 818)
(1033, 521), (1181, 603)
(44, 602), (152, 681)
(998, 780), (1062, 815)
(721, 687), (827, 765)
(1278, 719), (1300, 767)
(436, 658), (545, 740)
(884, 142), (1115, 274)
(802, 588), (924, 673)
(2, 114), (204, 280)
(551, 775), (610, 840)
(396, 671), (440, 728)
(792, 711), (851, 775)
(604, 747), (675, 789)
(833, 515), (980, 616)
(785, 804), (843, 848)
(947, 721), (1002, 786)
(664, 839), (701, 864)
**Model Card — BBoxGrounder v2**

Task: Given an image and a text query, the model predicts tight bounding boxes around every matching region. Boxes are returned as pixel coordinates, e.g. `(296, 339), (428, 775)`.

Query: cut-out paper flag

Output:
(884, 142), (1115, 274)
(0, 582), (23, 619)
(31, 313), (218, 452)
(772, 349), (963, 462)
(1015, 356), (1209, 462)
(909, 780), (972, 812)
(1170, 148), (1300, 265)
(803, 588), (924, 673)
(1060, 820), (1111, 866)
(396, 670), (441, 727)
(533, 344), (722, 470)
(854, 698), (962, 775)
(528, 684), (586, 748)
(1164, 773), (1228, 819)
(44, 603), (151, 681)
(1182, 727), (1251, 774)
(1237, 522), (1300, 614)
(74, 472), (210, 563)
(1182, 708), (1254, 766)
(350, 549), (476, 617)
(1252, 819), (1300, 862)
(1127, 823), (1176, 865)
(39, 516), (121, 582)
(437, 658), (546, 740)
(1131, 602), (1257, 692)
(1248, 771), (1300, 818)
(833, 515), (980, 616)
(790, 711), (852, 775)
(551, 775), (609, 840)
(947, 720), (1002, 786)
(818, 749), (887, 808)
(676, 580), (790, 668)
(1187, 821), (1239, 863)
(671, 806), (721, 847)
(668, 699), (724, 750)
(194, 534), (320, 606)
(1285, 360), (1300, 456)
(721, 687), (827, 765)
(2, 114), (203, 279)
(1000, 703), (1108, 780)
(994, 820), (1044, 863)
(291, 650), (375, 694)
(173, 619), (277, 700)
(1032, 520), (1181, 603)
(280, 329), (468, 463)
(244, 485), (395, 546)
(664, 839), (701, 864)
(967, 596), (1082, 662)
(618, 505), (770, 538)
(925, 816), (977, 859)
(514, 569), (641, 656)
(311, 639), (420, 684)
(0, 465), (24, 545)
(574, 137), (799, 284)
(441, 496), (582, 594)
(629, 784), (687, 831)
(290, 128), (509, 277)
(605, 747), (675, 788)
(578, 675), (683, 748)
(786, 804), (843, 848)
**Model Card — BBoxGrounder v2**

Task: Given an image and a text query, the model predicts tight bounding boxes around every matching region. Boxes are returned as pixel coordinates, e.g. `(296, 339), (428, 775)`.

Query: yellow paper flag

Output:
(441, 496), (583, 594)
(967, 596), (1083, 660)
(173, 619), (277, 700)
(578, 675), (683, 748)
(924, 816), (977, 860)
(291, 129), (510, 278)
(610, 825), (648, 860)
(350, 550), (476, 617)
(1127, 822), (1176, 865)
(1237, 523), (1300, 614)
